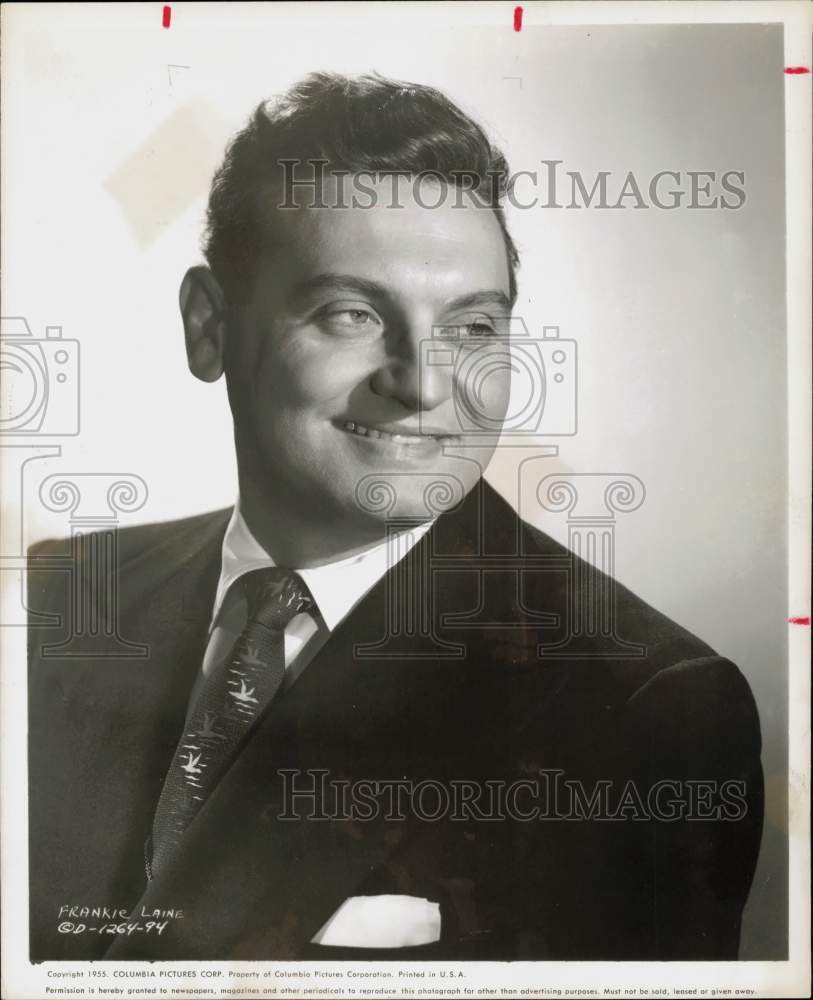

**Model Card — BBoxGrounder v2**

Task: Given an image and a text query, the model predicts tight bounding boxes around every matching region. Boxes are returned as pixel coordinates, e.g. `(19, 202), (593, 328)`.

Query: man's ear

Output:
(179, 266), (228, 383)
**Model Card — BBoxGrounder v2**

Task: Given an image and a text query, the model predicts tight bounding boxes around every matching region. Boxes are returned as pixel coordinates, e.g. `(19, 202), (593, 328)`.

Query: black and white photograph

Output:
(1, 2), (810, 998)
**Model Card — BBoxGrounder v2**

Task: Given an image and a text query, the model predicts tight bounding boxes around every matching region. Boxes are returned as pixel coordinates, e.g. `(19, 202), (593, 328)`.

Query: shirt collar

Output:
(212, 501), (434, 632)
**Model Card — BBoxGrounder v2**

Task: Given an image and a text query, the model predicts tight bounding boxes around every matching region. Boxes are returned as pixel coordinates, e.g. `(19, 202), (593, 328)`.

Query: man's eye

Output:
(467, 321), (498, 337)
(319, 306), (382, 332)
(340, 309), (374, 324)
(442, 314), (502, 338)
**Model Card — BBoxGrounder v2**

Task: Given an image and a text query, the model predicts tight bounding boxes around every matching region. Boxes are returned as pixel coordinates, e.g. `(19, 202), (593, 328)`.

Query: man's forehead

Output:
(258, 174), (511, 296)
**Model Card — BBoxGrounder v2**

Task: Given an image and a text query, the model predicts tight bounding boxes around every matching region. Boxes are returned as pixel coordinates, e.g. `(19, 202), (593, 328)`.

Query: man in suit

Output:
(28, 72), (763, 962)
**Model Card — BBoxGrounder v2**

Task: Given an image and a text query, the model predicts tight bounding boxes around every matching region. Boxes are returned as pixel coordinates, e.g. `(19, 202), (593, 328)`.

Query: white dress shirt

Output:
(190, 502), (434, 707)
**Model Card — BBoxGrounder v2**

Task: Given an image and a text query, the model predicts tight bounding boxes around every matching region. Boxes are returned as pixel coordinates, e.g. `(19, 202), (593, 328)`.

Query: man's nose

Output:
(369, 323), (452, 412)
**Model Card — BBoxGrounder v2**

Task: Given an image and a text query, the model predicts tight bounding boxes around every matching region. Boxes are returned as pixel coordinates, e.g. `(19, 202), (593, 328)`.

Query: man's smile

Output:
(336, 419), (461, 448)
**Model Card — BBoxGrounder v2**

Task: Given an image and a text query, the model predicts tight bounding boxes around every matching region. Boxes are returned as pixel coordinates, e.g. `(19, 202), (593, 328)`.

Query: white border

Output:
(1, 2), (810, 998)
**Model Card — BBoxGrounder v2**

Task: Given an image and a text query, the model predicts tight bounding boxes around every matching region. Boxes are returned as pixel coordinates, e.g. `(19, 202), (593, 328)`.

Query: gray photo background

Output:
(3, 12), (787, 958)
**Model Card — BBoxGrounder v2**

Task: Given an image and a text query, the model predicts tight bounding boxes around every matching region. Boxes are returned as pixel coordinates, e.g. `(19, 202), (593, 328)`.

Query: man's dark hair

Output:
(203, 72), (519, 305)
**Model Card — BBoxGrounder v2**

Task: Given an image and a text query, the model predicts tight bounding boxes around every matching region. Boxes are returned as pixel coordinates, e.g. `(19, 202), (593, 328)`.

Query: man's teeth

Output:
(342, 420), (437, 443)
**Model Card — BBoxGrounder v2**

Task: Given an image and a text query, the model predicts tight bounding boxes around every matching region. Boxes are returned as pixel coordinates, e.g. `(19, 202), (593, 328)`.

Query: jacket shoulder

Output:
(519, 514), (718, 664)
(624, 653), (762, 757)
(26, 508), (232, 633)
(28, 507), (232, 568)
(512, 509), (762, 747)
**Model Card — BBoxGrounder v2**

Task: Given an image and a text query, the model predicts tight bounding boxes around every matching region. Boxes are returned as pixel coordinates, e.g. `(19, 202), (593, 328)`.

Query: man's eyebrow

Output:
(291, 274), (390, 302)
(444, 290), (513, 314)
(293, 275), (512, 312)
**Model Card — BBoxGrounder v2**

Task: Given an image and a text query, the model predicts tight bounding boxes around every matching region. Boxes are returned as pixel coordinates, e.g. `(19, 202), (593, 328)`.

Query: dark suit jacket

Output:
(27, 479), (763, 961)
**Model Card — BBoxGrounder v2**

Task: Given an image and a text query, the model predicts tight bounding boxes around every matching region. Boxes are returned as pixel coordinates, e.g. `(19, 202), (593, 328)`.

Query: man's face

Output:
(225, 176), (512, 531)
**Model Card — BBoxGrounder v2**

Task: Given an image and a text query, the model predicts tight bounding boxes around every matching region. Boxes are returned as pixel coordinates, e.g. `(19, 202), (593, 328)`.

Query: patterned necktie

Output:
(148, 567), (314, 878)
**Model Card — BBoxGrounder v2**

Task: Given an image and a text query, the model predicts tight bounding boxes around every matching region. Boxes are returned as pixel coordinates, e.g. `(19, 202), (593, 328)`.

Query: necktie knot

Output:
(241, 567), (314, 630)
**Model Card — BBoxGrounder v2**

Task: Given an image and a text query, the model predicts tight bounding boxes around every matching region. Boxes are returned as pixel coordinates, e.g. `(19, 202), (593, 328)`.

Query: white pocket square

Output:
(311, 894), (441, 948)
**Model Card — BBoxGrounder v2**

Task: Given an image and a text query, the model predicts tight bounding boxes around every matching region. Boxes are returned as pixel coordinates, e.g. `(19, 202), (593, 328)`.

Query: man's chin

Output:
(347, 465), (476, 524)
